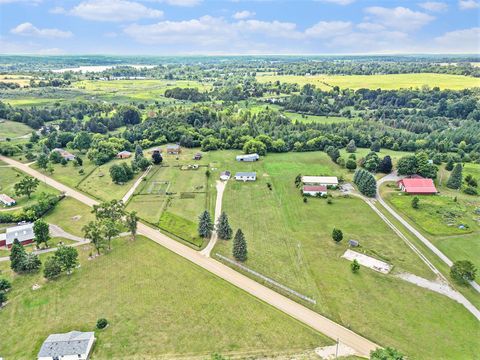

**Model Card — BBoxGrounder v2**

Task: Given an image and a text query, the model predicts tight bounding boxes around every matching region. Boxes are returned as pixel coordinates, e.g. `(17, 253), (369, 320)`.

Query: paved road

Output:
(122, 165), (152, 204)
(200, 180), (227, 257)
(377, 173), (480, 294)
(0, 154), (379, 357)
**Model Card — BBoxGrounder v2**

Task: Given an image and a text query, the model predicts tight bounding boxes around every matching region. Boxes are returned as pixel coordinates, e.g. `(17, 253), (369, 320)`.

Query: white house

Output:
(0, 194), (16, 207)
(301, 176), (338, 187)
(234, 172), (256, 181)
(38, 331), (95, 360)
(220, 171), (231, 181)
(303, 185), (327, 196)
(0, 223), (34, 248)
(236, 153), (259, 162)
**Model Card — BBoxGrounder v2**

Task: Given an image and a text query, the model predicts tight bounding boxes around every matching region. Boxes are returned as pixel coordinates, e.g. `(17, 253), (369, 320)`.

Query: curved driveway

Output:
(0, 155), (379, 358)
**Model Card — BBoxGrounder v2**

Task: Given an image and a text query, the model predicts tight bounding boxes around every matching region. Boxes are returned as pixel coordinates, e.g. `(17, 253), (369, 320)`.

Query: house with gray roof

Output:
(234, 172), (257, 182)
(0, 223), (34, 248)
(38, 331), (95, 360)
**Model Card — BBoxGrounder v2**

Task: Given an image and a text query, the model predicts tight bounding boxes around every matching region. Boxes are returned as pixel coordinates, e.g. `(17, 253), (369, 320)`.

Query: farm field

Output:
(256, 73), (480, 90)
(0, 120), (33, 139)
(212, 151), (480, 359)
(0, 236), (329, 359)
(284, 112), (358, 124)
(0, 74), (32, 86)
(0, 166), (58, 209)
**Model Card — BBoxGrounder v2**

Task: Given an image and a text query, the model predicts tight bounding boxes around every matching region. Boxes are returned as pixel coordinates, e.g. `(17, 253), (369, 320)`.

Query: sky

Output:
(0, 0), (479, 55)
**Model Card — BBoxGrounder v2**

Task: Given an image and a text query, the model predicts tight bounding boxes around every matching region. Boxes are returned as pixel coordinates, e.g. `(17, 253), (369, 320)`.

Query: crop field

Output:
(0, 167), (58, 209)
(256, 73), (480, 90)
(0, 236), (330, 359)
(211, 151), (480, 359)
(72, 79), (211, 102)
(0, 120), (33, 139)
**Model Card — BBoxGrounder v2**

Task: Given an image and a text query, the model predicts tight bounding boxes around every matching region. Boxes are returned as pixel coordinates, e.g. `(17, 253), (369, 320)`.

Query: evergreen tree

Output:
(198, 211), (214, 238)
(20, 253), (41, 273)
(217, 212), (233, 240)
(378, 155), (393, 174)
(332, 228), (343, 242)
(447, 163), (463, 190)
(351, 259), (360, 273)
(10, 239), (27, 273)
(134, 144), (144, 160)
(445, 159), (454, 171)
(353, 169), (377, 197)
(152, 151), (163, 164)
(346, 139), (357, 153)
(233, 229), (247, 262)
(411, 196), (420, 209)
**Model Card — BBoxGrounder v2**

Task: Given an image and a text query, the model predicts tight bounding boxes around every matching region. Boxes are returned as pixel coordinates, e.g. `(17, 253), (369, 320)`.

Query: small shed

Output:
(220, 171), (231, 181)
(166, 145), (181, 154)
(348, 239), (359, 247)
(193, 152), (202, 160)
(0, 194), (16, 207)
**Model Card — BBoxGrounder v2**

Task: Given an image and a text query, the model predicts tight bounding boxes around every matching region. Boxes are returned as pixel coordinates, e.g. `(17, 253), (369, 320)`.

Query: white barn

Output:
(0, 194), (16, 207)
(0, 223), (34, 248)
(236, 153), (259, 162)
(303, 185), (327, 196)
(301, 176), (338, 187)
(38, 331), (95, 360)
(234, 172), (257, 181)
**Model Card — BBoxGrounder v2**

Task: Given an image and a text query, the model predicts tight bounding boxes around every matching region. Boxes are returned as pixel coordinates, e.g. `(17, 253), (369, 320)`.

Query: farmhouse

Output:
(166, 144), (181, 154)
(397, 178), (437, 195)
(303, 185), (327, 196)
(0, 194), (16, 206)
(116, 150), (132, 159)
(235, 172), (256, 181)
(301, 176), (338, 187)
(220, 171), (231, 181)
(37, 331), (95, 360)
(236, 153), (259, 162)
(52, 148), (75, 161)
(193, 152), (202, 160)
(0, 223), (34, 248)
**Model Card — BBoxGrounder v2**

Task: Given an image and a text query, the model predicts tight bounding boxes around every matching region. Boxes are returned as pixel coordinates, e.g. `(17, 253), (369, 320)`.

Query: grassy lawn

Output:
(0, 120), (33, 139)
(44, 197), (95, 237)
(211, 151), (479, 359)
(436, 233), (480, 271)
(0, 236), (330, 359)
(78, 158), (142, 201)
(256, 73), (480, 90)
(0, 166), (58, 209)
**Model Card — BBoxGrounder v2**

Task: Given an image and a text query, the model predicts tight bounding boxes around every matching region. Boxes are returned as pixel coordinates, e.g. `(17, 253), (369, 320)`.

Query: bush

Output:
(44, 256), (62, 280)
(463, 186), (478, 195)
(0, 278), (11, 292)
(450, 260), (476, 285)
(96, 318), (109, 329)
(411, 196), (420, 209)
(332, 228), (343, 242)
(351, 259), (360, 273)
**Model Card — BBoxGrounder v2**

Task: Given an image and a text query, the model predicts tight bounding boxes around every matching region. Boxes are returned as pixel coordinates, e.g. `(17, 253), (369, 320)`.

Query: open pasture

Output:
(0, 236), (329, 359)
(211, 151), (480, 359)
(0, 120), (33, 139)
(0, 74), (32, 86)
(256, 73), (480, 90)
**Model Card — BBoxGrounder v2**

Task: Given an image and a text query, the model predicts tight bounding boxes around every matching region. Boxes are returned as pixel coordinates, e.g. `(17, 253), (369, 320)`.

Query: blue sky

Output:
(0, 0), (479, 55)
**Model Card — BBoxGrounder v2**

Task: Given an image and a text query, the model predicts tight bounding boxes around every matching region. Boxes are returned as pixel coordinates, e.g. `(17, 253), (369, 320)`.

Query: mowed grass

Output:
(256, 73), (480, 90)
(0, 120), (33, 139)
(211, 151), (480, 359)
(44, 197), (95, 237)
(0, 236), (330, 359)
(436, 233), (480, 272)
(0, 167), (58, 208)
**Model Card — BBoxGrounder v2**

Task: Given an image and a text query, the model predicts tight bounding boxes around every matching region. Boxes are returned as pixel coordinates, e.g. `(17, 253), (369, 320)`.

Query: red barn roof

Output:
(398, 178), (437, 194)
(303, 185), (327, 192)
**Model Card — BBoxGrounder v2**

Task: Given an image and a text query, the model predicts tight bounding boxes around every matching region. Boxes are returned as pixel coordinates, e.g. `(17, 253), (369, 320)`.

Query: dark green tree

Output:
(332, 228), (343, 243)
(36, 153), (49, 171)
(83, 221), (106, 255)
(447, 163), (462, 190)
(198, 211), (214, 238)
(10, 239), (27, 273)
(0, 278), (12, 292)
(411, 196), (420, 209)
(33, 219), (51, 248)
(217, 212), (233, 240)
(450, 260), (476, 285)
(351, 259), (360, 273)
(44, 256), (62, 280)
(445, 159), (454, 171)
(233, 229), (247, 262)
(377, 155), (393, 174)
(20, 253), (41, 273)
(152, 151), (163, 164)
(370, 347), (404, 360)
(346, 139), (357, 153)
(125, 211), (138, 241)
(346, 159), (357, 171)
(14, 176), (40, 199)
(54, 245), (79, 274)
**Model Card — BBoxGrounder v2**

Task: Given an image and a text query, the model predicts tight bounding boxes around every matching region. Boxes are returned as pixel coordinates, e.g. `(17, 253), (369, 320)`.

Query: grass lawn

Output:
(78, 158), (142, 201)
(256, 73), (480, 90)
(436, 233), (480, 271)
(44, 197), (95, 237)
(0, 166), (59, 209)
(0, 236), (330, 359)
(0, 120), (33, 139)
(211, 151), (480, 359)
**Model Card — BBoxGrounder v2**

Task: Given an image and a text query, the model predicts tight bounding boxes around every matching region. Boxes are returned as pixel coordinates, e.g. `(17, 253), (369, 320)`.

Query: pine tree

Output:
(346, 139), (357, 153)
(447, 163), (462, 190)
(217, 212), (233, 240)
(134, 145), (144, 160)
(233, 229), (247, 262)
(377, 155), (393, 174)
(10, 239), (27, 273)
(198, 210), (214, 238)
(332, 228), (343, 242)
(445, 159), (454, 171)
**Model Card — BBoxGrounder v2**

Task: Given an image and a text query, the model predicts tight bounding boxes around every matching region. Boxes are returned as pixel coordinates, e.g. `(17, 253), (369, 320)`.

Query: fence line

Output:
(215, 254), (316, 305)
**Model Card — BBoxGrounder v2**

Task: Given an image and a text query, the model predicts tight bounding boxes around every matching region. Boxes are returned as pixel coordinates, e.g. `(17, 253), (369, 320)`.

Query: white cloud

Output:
(49, 6), (66, 14)
(418, 2), (448, 12)
(234, 20), (301, 39)
(163, 0), (201, 6)
(103, 31), (118, 38)
(70, 0), (163, 22)
(316, 0), (356, 5)
(305, 21), (353, 38)
(434, 27), (480, 52)
(0, 0), (41, 4)
(459, 0), (479, 9)
(10, 22), (73, 38)
(356, 22), (385, 32)
(364, 6), (435, 31)
(233, 10), (255, 20)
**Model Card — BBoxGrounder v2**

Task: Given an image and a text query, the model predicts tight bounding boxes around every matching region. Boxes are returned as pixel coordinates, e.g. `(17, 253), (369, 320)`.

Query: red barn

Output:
(397, 178), (437, 195)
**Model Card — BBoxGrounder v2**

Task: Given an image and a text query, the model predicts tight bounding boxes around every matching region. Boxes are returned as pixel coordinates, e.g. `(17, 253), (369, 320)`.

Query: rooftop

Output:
(303, 185), (327, 192)
(38, 331), (95, 358)
(235, 172), (256, 177)
(399, 178), (437, 193)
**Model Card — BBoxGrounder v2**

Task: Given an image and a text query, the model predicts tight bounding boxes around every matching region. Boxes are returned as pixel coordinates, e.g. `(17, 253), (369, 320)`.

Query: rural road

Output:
(0, 154), (379, 357)
(376, 173), (480, 294)
(200, 180), (226, 257)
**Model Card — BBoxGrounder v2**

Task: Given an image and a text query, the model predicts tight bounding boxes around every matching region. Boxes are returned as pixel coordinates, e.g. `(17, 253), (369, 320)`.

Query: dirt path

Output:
(49, 224), (85, 242)
(122, 165), (152, 204)
(0, 154), (379, 357)
(200, 180), (226, 257)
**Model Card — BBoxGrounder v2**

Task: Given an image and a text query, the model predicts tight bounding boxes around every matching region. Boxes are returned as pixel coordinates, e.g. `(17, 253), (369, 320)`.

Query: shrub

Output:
(463, 186), (478, 195)
(351, 259), (360, 273)
(44, 257), (62, 280)
(96, 318), (109, 329)
(450, 260), (476, 285)
(332, 228), (343, 242)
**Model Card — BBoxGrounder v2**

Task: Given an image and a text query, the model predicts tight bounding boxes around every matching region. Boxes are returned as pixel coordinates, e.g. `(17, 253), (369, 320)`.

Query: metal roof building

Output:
(38, 331), (95, 360)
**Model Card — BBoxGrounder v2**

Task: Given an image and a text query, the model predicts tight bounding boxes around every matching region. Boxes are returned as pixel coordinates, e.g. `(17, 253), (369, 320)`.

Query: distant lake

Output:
(51, 65), (156, 73)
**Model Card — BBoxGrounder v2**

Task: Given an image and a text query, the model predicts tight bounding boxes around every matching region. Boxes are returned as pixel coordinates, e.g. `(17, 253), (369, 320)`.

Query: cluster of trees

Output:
(0, 193), (63, 224)
(0, 277), (11, 307)
(10, 239), (41, 273)
(110, 162), (134, 184)
(44, 245), (79, 280)
(397, 152), (438, 179)
(353, 169), (377, 197)
(164, 87), (210, 102)
(359, 152), (392, 174)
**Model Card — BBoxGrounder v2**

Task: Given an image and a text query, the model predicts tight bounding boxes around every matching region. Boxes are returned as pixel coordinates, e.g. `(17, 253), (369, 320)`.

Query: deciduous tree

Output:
(33, 219), (50, 248)
(14, 176), (40, 199)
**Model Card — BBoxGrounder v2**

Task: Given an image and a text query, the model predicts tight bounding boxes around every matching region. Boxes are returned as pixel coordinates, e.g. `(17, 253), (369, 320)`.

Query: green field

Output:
(0, 120), (33, 139)
(257, 73), (480, 90)
(210, 151), (480, 359)
(44, 197), (95, 237)
(0, 166), (58, 209)
(284, 112), (358, 124)
(0, 236), (330, 359)
(436, 233), (480, 272)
